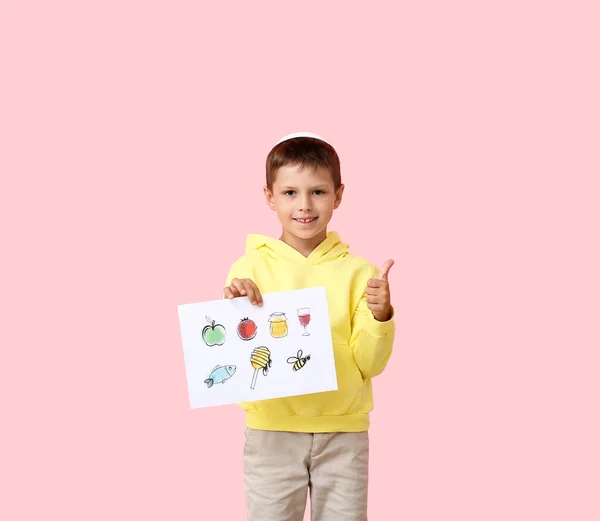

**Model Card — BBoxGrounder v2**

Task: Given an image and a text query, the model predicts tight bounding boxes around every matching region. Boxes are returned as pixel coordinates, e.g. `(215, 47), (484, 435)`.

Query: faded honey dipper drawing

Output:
(250, 346), (272, 390)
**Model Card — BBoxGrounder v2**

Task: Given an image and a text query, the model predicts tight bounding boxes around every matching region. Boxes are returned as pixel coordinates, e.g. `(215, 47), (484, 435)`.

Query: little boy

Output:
(224, 132), (395, 521)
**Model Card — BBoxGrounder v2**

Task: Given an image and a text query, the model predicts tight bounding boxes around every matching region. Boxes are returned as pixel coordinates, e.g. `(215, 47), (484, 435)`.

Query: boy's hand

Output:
(224, 278), (263, 306)
(366, 259), (394, 321)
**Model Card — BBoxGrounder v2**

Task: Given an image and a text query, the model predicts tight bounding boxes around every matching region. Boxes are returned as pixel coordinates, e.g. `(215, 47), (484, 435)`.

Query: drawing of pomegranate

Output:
(237, 317), (257, 340)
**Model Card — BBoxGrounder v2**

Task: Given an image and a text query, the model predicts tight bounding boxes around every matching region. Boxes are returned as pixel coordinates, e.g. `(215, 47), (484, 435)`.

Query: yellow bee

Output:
(287, 350), (311, 371)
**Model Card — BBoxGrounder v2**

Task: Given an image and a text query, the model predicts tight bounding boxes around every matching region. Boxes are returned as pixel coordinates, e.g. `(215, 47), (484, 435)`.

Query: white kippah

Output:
(273, 131), (331, 147)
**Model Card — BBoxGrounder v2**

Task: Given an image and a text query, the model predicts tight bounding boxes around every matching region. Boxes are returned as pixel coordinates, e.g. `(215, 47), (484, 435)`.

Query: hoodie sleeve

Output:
(349, 267), (396, 379)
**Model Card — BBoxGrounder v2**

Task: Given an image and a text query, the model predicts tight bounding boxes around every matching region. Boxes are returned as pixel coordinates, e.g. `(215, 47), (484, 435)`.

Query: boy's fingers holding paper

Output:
(231, 279), (249, 297)
(244, 281), (261, 306)
(231, 278), (247, 296)
(225, 278), (263, 306)
(224, 281), (243, 298)
(246, 279), (263, 306)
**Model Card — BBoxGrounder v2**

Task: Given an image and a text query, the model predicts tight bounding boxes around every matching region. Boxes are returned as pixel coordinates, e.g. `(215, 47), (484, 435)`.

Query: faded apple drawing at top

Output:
(202, 316), (226, 346)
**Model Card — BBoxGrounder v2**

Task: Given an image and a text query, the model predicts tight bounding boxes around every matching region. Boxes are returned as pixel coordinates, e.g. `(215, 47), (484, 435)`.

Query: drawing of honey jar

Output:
(268, 312), (288, 338)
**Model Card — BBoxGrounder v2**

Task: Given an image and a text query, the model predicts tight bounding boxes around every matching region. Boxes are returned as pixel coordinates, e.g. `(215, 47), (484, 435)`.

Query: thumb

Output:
(379, 259), (395, 281)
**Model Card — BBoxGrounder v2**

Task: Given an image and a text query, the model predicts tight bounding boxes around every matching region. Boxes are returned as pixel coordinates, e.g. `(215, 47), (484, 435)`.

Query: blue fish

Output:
(204, 365), (236, 388)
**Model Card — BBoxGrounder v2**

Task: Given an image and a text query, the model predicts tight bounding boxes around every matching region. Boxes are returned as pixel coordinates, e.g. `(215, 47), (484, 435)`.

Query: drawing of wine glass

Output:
(297, 307), (311, 336)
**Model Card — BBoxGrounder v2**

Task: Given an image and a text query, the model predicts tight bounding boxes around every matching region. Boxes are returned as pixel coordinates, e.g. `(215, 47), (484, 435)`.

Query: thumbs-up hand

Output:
(366, 259), (394, 322)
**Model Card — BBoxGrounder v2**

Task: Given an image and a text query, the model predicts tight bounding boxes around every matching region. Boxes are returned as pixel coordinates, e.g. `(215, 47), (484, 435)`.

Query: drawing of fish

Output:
(204, 365), (236, 388)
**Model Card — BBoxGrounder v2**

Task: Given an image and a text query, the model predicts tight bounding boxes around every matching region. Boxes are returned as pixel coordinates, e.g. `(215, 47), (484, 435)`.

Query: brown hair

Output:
(265, 137), (341, 191)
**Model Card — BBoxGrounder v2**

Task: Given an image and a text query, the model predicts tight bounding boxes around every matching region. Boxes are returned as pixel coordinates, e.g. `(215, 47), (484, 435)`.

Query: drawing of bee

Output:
(287, 350), (311, 371)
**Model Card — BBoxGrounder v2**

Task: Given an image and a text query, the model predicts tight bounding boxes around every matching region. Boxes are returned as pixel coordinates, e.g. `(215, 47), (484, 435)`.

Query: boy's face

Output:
(264, 164), (344, 246)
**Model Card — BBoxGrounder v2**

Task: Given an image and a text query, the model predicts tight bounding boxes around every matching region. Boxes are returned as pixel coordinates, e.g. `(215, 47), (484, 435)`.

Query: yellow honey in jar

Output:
(268, 312), (288, 338)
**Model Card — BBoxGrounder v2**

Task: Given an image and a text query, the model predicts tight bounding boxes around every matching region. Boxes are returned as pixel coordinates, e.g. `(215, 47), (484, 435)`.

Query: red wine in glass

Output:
(297, 308), (311, 336)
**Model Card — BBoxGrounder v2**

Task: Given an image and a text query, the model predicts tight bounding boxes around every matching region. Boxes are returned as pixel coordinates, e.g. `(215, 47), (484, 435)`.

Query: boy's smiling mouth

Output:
(294, 217), (318, 225)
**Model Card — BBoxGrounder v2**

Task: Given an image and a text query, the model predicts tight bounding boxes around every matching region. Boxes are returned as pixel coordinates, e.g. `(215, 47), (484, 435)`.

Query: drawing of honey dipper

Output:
(250, 346), (272, 390)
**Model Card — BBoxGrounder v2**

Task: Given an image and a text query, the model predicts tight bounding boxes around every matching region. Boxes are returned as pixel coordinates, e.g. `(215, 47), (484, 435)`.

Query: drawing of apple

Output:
(237, 317), (257, 340)
(202, 316), (226, 346)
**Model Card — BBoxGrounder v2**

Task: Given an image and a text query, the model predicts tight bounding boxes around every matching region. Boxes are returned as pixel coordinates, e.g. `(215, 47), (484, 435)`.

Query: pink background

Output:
(1, 1), (599, 520)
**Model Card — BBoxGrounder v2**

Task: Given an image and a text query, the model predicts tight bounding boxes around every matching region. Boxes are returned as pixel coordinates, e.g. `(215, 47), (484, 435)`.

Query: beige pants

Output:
(244, 428), (369, 521)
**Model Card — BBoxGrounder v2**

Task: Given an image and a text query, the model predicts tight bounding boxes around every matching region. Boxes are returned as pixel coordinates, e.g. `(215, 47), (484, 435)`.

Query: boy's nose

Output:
(298, 196), (312, 211)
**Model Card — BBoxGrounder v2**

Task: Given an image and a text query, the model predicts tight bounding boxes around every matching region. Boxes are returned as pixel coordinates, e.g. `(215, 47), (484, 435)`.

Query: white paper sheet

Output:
(178, 286), (337, 408)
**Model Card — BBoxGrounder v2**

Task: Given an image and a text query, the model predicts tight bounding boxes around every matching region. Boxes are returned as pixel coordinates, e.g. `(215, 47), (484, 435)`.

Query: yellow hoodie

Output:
(225, 231), (395, 432)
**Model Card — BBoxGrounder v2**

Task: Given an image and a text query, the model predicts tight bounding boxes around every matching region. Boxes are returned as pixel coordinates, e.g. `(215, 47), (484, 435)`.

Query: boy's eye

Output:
(284, 190), (296, 196)
(313, 190), (325, 195)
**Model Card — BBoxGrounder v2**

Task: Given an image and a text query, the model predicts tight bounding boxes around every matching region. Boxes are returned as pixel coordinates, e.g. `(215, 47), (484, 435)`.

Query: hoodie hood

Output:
(245, 231), (349, 264)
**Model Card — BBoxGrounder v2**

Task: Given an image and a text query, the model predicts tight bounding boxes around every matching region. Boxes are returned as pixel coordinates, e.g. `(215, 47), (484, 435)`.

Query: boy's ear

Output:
(264, 186), (276, 211)
(333, 184), (345, 209)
